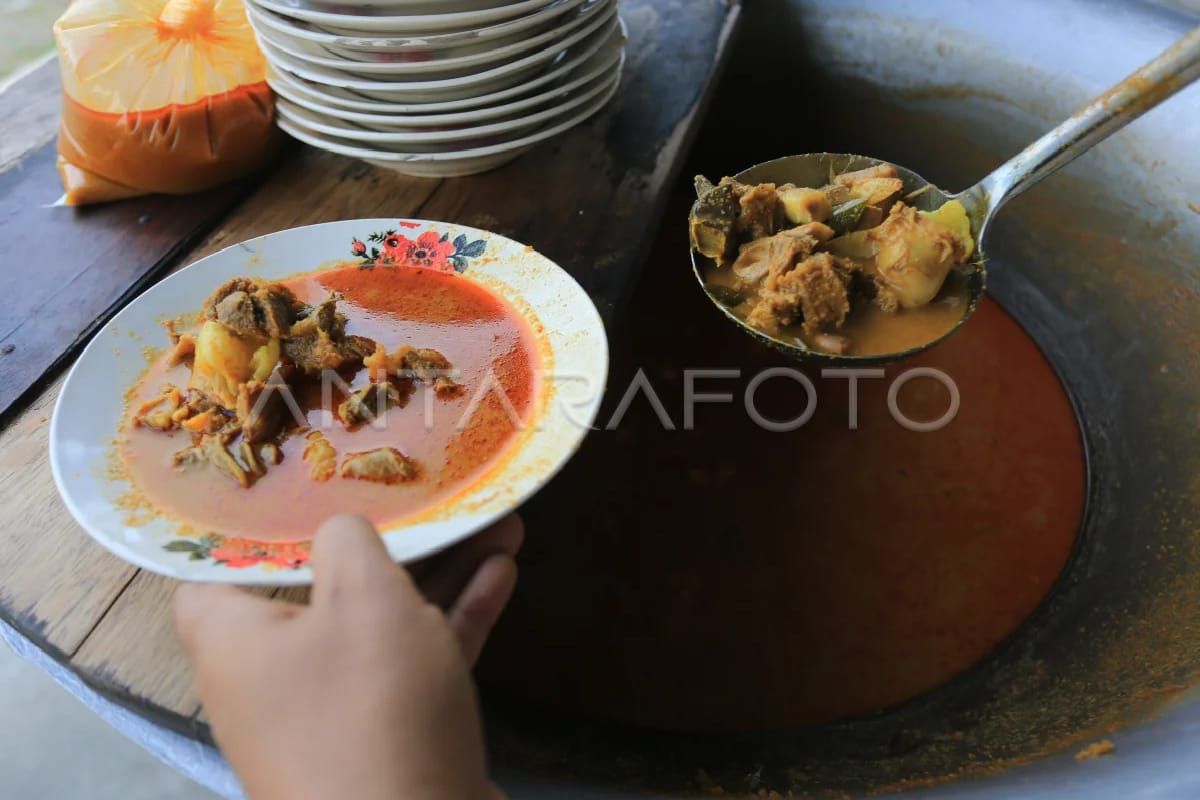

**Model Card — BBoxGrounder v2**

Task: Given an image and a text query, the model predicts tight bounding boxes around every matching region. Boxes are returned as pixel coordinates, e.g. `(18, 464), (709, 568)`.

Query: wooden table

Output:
(0, 0), (741, 744)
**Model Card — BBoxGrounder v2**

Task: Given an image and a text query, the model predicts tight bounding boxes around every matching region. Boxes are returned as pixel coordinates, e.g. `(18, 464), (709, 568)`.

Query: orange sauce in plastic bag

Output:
(54, 0), (282, 205)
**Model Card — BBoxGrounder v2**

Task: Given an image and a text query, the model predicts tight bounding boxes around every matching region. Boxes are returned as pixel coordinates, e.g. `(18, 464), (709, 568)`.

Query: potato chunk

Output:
(189, 321), (278, 409)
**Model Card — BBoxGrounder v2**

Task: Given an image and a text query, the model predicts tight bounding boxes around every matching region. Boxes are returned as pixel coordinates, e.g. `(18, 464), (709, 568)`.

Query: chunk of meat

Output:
(338, 382), (403, 428)
(283, 296), (377, 374)
(339, 447), (419, 485)
(783, 222), (835, 244)
(735, 182), (782, 240)
(363, 343), (413, 383)
(236, 375), (289, 444)
(166, 333), (195, 367)
(173, 432), (252, 488)
(405, 348), (463, 396)
(432, 377), (464, 397)
(766, 231), (816, 280)
(132, 385), (185, 431)
(747, 253), (850, 334)
(180, 409), (227, 435)
(261, 442), (283, 466)
(733, 225), (830, 284)
(302, 431), (337, 482)
(240, 440), (266, 477)
(203, 277), (300, 340)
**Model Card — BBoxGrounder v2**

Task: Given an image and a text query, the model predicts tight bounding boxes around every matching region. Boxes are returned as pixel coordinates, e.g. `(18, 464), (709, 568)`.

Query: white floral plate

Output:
(49, 220), (608, 585)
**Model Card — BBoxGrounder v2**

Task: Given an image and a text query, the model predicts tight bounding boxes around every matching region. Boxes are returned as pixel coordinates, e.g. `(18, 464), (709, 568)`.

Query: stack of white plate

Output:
(247, 0), (626, 177)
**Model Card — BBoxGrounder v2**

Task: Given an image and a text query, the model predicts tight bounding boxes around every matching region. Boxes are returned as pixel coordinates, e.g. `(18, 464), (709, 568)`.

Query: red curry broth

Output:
(121, 265), (538, 540)
(479, 295), (1085, 729)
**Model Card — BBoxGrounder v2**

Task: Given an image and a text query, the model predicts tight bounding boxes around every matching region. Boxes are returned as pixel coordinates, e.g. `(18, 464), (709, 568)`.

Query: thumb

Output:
(311, 514), (420, 608)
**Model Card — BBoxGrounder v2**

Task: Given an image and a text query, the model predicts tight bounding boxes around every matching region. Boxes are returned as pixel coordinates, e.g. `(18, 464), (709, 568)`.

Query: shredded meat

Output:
(302, 431), (337, 482)
(339, 447), (419, 485)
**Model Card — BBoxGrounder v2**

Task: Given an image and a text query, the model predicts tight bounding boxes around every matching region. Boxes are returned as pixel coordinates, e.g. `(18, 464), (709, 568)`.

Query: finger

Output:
(311, 514), (419, 608)
(447, 553), (518, 666)
(173, 583), (290, 661)
(416, 514), (525, 609)
(410, 513), (524, 586)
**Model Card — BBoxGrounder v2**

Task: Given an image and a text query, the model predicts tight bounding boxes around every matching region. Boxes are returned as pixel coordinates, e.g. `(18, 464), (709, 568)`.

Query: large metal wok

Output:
(479, 1), (1200, 796)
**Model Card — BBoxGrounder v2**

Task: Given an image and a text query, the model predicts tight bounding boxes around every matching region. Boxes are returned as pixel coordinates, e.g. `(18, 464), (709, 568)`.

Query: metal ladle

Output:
(692, 26), (1200, 365)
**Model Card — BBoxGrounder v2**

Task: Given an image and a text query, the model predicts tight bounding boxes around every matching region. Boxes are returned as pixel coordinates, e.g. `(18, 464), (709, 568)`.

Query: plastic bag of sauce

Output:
(53, 0), (281, 206)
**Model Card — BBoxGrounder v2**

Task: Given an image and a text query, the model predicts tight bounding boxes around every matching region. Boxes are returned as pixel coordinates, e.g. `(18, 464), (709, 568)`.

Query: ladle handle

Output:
(969, 26), (1200, 221)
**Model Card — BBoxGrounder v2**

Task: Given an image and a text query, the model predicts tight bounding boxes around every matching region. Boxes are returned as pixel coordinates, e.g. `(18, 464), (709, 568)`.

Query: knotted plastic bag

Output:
(53, 0), (281, 206)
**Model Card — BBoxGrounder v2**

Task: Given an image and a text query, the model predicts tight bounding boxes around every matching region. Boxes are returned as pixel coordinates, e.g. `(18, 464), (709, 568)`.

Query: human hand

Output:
(173, 514), (523, 800)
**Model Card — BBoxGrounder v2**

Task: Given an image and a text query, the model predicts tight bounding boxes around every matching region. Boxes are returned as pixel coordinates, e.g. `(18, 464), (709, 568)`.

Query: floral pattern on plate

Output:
(351, 224), (487, 272)
(164, 535), (312, 570)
